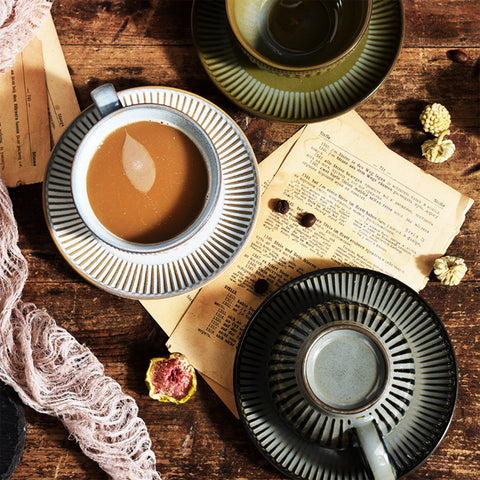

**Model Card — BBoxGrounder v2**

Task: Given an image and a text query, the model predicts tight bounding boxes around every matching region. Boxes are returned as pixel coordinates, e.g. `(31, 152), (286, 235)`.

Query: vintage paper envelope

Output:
(0, 38), (50, 187)
(36, 13), (80, 144)
(0, 13), (80, 187)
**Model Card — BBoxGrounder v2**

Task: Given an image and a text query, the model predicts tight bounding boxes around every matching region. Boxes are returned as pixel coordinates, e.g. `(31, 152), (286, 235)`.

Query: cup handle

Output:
(354, 420), (396, 480)
(90, 83), (122, 117)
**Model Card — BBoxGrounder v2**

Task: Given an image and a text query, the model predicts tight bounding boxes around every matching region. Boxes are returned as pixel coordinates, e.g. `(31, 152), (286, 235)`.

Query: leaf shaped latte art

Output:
(122, 132), (156, 193)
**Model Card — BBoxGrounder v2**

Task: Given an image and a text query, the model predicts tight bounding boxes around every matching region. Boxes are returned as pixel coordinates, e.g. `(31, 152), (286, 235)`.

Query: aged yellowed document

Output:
(36, 13), (80, 144)
(141, 112), (390, 336)
(0, 38), (50, 186)
(0, 13), (79, 187)
(141, 126), (308, 417)
(148, 111), (473, 414)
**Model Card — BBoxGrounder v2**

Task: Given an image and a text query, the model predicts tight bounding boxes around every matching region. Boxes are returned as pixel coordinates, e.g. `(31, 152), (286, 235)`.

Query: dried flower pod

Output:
(421, 130), (455, 163)
(420, 103), (451, 136)
(433, 256), (467, 286)
(145, 353), (197, 403)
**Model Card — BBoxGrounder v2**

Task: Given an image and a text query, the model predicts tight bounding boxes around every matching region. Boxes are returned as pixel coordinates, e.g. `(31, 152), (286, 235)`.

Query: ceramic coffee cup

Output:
(225, 0), (372, 77)
(299, 321), (396, 479)
(70, 84), (222, 256)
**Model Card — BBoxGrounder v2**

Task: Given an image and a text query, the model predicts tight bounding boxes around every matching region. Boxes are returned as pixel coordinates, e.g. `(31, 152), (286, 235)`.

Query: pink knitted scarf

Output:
(0, 181), (161, 478)
(0, 0), (53, 72)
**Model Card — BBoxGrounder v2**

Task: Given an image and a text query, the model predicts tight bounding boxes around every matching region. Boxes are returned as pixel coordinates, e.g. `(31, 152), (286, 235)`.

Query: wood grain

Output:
(7, 0), (480, 479)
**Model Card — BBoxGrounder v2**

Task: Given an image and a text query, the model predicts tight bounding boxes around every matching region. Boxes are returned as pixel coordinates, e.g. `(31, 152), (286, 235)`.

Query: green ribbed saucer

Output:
(192, 0), (404, 123)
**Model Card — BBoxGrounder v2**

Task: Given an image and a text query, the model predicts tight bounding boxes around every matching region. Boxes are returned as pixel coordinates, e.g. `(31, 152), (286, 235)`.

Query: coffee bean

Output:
(300, 213), (316, 227)
(447, 49), (468, 64)
(254, 278), (269, 294)
(275, 199), (290, 214)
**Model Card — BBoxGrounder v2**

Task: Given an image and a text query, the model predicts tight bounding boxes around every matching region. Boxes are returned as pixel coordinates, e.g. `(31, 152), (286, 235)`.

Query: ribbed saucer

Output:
(235, 268), (457, 480)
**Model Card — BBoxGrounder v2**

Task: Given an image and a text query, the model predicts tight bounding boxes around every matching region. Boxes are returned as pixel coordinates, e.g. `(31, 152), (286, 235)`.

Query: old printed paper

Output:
(37, 13), (80, 144)
(0, 13), (79, 187)
(0, 39), (50, 187)
(164, 113), (473, 407)
(141, 125), (307, 417)
(141, 112), (389, 337)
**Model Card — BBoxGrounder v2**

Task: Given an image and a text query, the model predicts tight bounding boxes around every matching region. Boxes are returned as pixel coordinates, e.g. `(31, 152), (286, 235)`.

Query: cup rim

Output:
(298, 321), (391, 414)
(225, 0), (373, 73)
(70, 103), (222, 254)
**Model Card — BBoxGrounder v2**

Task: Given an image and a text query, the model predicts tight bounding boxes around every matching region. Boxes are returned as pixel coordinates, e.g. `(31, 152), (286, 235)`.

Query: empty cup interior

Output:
(227, 0), (372, 70)
(301, 323), (389, 413)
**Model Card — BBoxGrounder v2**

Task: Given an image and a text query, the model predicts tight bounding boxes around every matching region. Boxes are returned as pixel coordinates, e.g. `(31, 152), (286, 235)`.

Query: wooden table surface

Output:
(7, 0), (480, 479)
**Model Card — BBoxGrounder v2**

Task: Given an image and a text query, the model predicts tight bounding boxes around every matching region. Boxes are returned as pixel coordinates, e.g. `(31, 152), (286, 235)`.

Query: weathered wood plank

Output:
(49, 0), (480, 48)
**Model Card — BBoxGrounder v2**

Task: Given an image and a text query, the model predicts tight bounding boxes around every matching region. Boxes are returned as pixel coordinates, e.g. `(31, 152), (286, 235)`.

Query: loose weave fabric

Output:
(0, 0), (52, 72)
(0, 180), (162, 478)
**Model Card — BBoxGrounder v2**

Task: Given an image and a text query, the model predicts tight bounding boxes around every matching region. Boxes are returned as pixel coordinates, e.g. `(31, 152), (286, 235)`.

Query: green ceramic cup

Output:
(225, 0), (372, 77)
